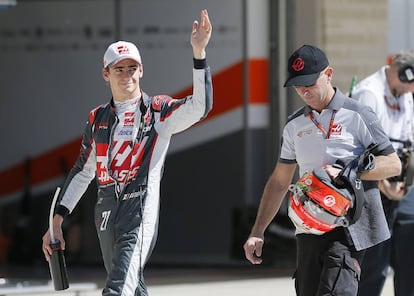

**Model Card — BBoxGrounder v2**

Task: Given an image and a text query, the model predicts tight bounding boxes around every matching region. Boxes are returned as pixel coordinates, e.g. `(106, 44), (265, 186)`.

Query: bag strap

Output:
(334, 144), (378, 223)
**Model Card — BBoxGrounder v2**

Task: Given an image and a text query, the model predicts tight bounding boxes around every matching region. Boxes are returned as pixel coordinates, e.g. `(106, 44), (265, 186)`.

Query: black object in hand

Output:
(49, 240), (69, 291)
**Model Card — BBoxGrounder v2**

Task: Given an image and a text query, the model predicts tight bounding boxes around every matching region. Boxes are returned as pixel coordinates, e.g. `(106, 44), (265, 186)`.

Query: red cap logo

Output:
(292, 57), (305, 72)
(117, 45), (130, 55)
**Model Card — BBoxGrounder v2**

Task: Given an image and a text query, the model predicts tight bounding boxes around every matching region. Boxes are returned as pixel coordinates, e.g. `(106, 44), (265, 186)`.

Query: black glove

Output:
(332, 144), (378, 223)
(336, 143), (377, 182)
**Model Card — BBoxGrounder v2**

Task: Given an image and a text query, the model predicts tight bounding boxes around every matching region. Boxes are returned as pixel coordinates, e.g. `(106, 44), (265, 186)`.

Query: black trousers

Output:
(356, 239), (390, 296)
(392, 220), (414, 296)
(295, 227), (365, 296)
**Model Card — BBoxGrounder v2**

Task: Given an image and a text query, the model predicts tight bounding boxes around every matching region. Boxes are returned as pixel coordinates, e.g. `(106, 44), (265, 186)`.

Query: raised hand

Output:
(191, 9), (212, 60)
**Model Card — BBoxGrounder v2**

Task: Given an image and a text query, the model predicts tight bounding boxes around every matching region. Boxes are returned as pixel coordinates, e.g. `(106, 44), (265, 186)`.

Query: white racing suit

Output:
(55, 59), (213, 295)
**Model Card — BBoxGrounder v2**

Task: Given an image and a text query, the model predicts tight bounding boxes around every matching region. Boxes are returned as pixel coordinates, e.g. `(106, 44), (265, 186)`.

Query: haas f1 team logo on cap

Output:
(292, 57), (305, 72)
(117, 45), (130, 55)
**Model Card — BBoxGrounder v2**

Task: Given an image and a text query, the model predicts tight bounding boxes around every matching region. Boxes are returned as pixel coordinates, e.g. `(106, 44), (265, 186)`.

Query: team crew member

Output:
(353, 50), (414, 296)
(42, 9), (213, 296)
(243, 45), (402, 296)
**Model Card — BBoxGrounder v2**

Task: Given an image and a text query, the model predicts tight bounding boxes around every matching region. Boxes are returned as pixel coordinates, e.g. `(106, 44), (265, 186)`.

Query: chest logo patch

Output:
(330, 124), (342, 136)
(124, 112), (135, 127)
(297, 128), (313, 138)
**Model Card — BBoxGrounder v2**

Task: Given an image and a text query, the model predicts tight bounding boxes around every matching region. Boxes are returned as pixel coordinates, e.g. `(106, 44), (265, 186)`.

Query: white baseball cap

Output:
(103, 41), (142, 68)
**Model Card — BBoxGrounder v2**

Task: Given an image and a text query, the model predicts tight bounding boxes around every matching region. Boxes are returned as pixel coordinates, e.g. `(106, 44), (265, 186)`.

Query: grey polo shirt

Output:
(280, 88), (395, 250)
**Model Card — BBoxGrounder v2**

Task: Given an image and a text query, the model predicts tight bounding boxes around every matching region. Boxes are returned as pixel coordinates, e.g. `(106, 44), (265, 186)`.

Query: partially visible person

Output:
(42, 9), (213, 296)
(243, 44), (401, 296)
(353, 51), (414, 296)
(392, 182), (414, 296)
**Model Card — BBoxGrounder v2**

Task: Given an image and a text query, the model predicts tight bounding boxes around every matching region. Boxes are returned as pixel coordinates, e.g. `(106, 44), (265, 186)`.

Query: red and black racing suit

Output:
(55, 59), (212, 296)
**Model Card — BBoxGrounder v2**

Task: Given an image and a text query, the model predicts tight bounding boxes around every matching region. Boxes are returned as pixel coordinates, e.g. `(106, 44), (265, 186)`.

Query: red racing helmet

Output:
(288, 169), (353, 235)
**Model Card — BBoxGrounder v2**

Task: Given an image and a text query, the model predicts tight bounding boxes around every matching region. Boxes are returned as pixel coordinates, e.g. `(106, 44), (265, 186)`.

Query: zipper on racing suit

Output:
(114, 99), (148, 200)
(108, 115), (122, 200)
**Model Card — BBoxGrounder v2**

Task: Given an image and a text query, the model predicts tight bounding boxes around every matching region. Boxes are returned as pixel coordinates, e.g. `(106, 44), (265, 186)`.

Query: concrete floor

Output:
(0, 265), (396, 296)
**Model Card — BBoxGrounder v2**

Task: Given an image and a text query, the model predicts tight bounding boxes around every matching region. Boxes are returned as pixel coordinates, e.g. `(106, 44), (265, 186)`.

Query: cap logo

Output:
(117, 45), (130, 55)
(292, 58), (305, 72)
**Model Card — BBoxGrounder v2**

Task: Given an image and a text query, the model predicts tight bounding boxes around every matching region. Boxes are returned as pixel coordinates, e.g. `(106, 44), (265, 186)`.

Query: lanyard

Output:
(384, 95), (400, 111)
(308, 110), (337, 139)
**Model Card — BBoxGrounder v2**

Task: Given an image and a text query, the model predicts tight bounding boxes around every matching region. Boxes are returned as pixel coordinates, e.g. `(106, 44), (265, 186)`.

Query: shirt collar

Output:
(304, 87), (345, 115)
